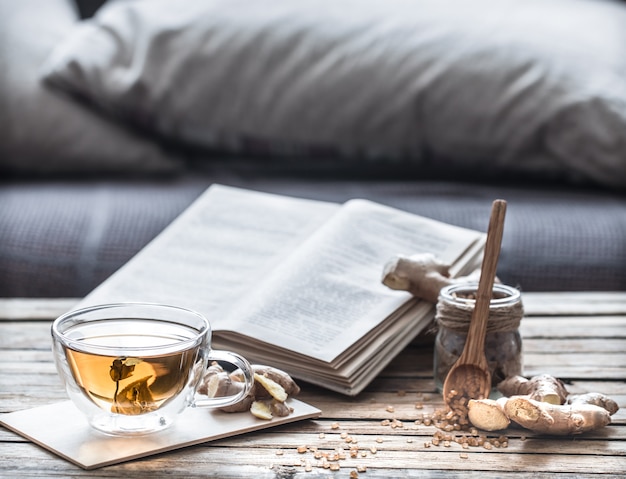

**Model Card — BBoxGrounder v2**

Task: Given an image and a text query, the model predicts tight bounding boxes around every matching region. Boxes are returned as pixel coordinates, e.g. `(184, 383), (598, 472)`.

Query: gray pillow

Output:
(0, 0), (179, 175)
(41, 0), (626, 186)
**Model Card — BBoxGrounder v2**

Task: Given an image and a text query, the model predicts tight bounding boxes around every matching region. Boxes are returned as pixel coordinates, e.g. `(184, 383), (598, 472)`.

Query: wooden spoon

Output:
(442, 199), (507, 408)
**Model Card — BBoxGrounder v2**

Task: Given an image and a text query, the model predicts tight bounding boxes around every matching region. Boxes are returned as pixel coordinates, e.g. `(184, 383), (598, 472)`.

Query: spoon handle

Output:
(463, 199), (507, 364)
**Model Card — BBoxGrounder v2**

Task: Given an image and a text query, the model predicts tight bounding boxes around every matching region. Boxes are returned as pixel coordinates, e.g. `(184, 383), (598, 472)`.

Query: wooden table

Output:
(1, 293), (624, 478)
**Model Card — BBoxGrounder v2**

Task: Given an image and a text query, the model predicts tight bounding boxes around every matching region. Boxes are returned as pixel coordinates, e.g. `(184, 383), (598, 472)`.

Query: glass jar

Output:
(433, 283), (523, 393)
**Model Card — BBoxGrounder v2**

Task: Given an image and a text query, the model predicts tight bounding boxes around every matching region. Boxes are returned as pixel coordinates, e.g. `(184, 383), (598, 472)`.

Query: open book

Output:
(78, 185), (485, 395)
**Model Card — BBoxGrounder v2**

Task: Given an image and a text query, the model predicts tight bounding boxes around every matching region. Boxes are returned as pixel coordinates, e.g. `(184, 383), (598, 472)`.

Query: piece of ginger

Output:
(231, 365), (301, 397)
(382, 253), (454, 303)
(467, 398), (510, 431)
(205, 371), (244, 398)
(498, 374), (568, 405)
(381, 253), (483, 303)
(568, 392), (619, 415)
(250, 400), (273, 420)
(270, 400), (294, 417)
(197, 362), (226, 396)
(467, 374), (618, 435)
(503, 396), (611, 435)
(200, 363), (300, 418)
(254, 372), (288, 402)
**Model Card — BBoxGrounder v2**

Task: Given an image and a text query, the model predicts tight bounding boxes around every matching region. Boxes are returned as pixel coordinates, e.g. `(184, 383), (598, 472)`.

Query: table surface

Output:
(1, 293), (624, 478)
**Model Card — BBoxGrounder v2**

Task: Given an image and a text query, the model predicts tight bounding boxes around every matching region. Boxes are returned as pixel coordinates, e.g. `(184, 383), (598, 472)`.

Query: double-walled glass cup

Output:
(51, 303), (253, 436)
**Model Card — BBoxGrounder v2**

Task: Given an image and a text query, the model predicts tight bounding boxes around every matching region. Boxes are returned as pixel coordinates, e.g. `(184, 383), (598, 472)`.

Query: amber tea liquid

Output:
(62, 319), (201, 416)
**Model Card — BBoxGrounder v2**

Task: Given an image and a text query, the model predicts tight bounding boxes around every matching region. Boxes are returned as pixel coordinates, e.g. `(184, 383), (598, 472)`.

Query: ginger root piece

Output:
(250, 400), (273, 420)
(197, 362), (227, 396)
(220, 394), (256, 413)
(568, 393), (619, 416)
(381, 253), (483, 303)
(249, 397), (294, 421)
(206, 371), (245, 398)
(502, 396), (611, 435)
(231, 365), (301, 397)
(498, 374), (568, 405)
(467, 398), (510, 431)
(199, 362), (256, 413)
(270, 400), (294, 417)
(382, 253), (453, 303)
(200, 363), (300, 418)
(468, 374), (618, 435)
(252, 365), (301, 396)
(253, 373), (288, 402)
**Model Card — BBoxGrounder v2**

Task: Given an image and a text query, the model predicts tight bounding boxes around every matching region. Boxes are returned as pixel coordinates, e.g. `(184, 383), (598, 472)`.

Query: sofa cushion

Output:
(0, 0), (179, 175)
(41, 0), (626, 187)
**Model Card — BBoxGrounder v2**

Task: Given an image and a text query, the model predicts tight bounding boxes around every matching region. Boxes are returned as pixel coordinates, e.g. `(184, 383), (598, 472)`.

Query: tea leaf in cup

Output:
(109, 357), (142, 382)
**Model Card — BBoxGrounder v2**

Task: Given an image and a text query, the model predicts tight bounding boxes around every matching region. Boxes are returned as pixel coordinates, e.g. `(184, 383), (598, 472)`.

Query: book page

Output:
(219, 199), (484, 362)
(79, 185), (340, 317)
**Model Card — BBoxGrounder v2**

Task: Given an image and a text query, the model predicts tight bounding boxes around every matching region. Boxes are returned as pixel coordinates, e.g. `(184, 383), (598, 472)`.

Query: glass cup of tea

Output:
(51, 302), (254, 436)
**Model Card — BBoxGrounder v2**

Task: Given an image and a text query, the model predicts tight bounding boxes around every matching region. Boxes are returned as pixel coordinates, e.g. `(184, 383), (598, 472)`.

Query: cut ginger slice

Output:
(250, 400), (273, 420)
(254, 373), (288, 402)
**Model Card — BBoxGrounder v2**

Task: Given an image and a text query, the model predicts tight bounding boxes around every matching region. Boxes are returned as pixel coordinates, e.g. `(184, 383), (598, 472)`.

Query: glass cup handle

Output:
(192, 349), (254, 409)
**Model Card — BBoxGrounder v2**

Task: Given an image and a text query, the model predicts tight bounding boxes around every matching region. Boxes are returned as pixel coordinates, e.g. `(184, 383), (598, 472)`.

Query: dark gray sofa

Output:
(3, 165), (625, 297)
(2, 0), (626, 298)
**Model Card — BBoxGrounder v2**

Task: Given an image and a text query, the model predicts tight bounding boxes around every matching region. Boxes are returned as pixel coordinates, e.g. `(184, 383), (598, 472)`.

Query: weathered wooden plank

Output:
(1, 440), (624, 476)
(208, 430), (626, 456)
(520, 316), (626, 338)
(1, 292), (625, 321)
(263, 417), (626, 439)
(522, 365), (626, 381)
(0, 322), (56, 349)
(384, 346), (626, 372)
(2, 417), (625, 448)
(521, 338), (626, 353)
(522, 292), (626, 316)
(0, 350), (55, 362)
(567, 380), (626, 396)
(523, 352), (626, 368)
(0, 298), (78, 321)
